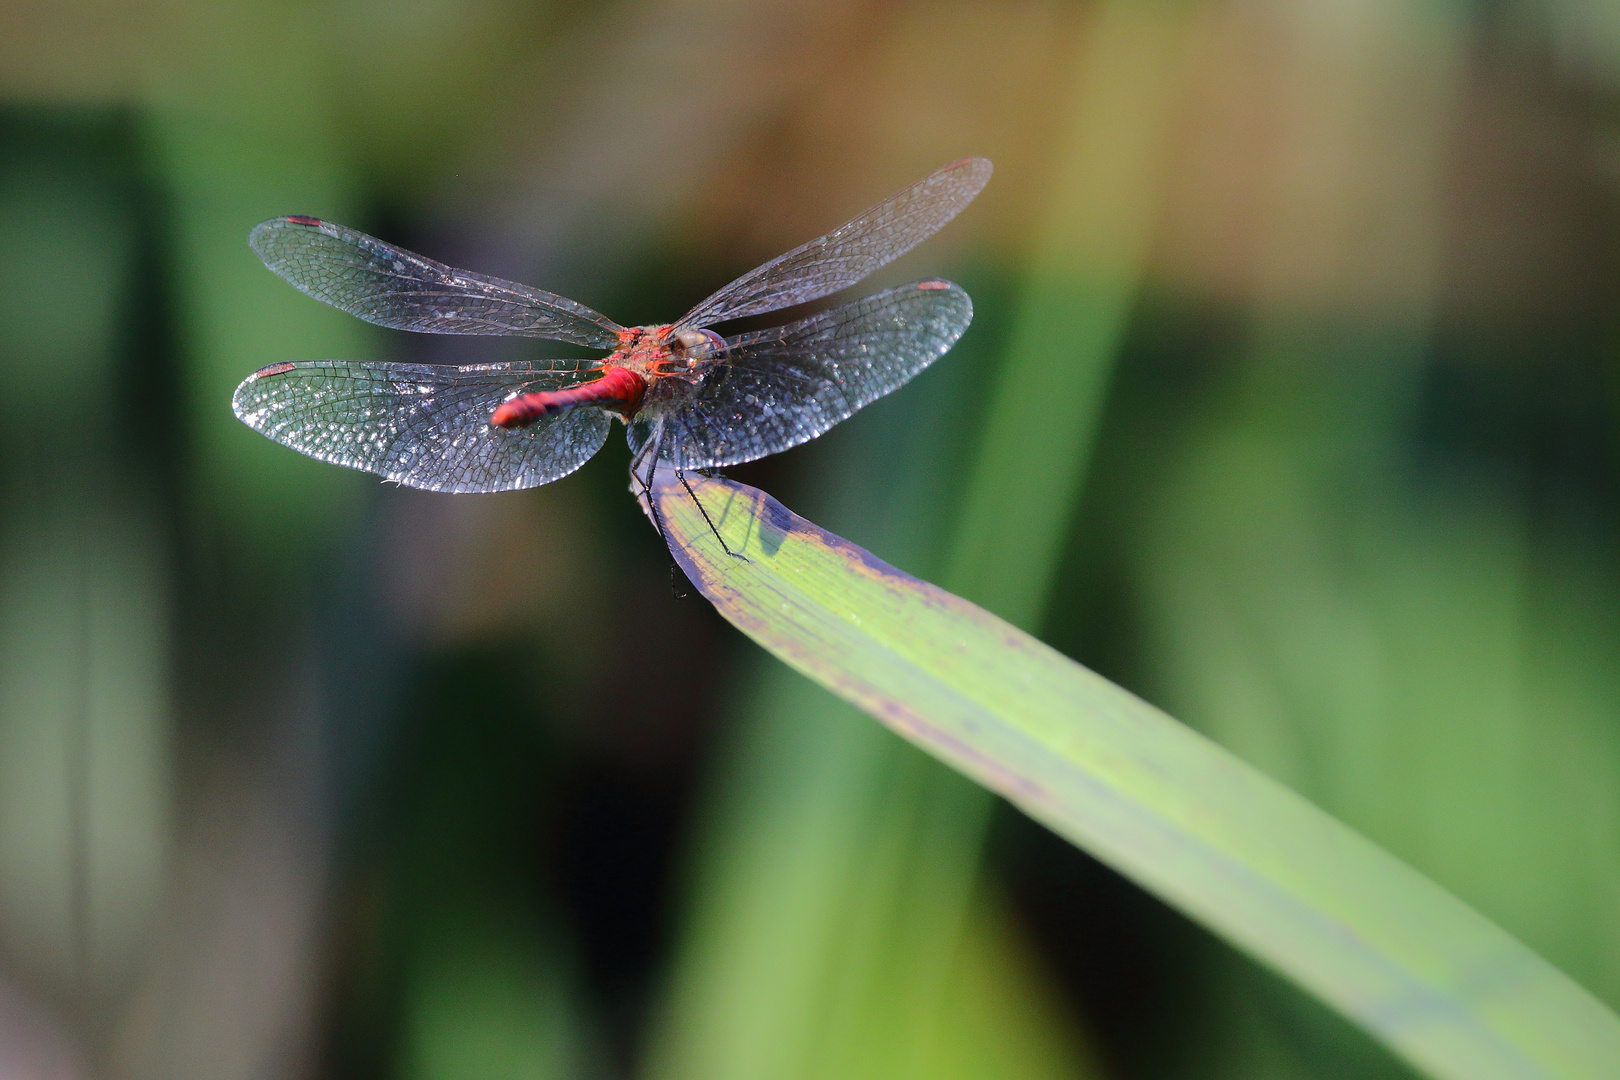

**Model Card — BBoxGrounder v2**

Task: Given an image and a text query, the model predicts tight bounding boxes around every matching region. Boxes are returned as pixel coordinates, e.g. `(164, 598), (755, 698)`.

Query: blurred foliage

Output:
(0, 112), (172, 1021)
(0, 1), (1618, 1080)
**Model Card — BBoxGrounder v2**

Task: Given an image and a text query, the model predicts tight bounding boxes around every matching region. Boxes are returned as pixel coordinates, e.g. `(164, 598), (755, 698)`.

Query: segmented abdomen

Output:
(491, 365), (646, 428)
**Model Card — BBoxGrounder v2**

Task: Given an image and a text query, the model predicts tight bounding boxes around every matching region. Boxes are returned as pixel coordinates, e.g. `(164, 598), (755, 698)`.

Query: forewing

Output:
(250, 217), (625, 349)
(632, 280), (972, 469)
(679, 158), (989, 329)
(233, 360), (611, 493)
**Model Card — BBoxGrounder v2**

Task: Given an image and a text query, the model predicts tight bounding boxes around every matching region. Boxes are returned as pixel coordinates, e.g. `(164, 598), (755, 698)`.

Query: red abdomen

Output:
(491, 366), (646, 428)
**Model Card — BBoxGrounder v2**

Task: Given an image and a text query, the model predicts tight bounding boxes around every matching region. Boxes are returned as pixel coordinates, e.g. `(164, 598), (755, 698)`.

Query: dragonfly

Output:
(233, 157), (991, 527)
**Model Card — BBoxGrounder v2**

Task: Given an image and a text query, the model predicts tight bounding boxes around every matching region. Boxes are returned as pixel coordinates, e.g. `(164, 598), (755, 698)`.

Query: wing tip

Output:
(232, 362), (299, 421)
(914, 278), (969, 303)
(251, 215), (326, 231)
(249, 215), (329, 255)
(247, 361), (299, 380)
(912, 278), (973, 327)
(945, 156), (994, 185)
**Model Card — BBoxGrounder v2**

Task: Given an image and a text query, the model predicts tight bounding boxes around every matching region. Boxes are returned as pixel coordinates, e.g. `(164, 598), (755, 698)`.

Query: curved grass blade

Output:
(647, 467), (1620, 1080)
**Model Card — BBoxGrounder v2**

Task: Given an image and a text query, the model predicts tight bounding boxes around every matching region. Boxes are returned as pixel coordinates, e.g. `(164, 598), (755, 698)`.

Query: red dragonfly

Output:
(233, 157), (990, 502)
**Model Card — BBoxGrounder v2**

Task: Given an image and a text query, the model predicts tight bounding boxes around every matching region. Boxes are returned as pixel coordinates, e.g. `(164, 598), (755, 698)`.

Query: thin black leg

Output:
(677, 467), (747, 561)
(632, 436), (689, 598)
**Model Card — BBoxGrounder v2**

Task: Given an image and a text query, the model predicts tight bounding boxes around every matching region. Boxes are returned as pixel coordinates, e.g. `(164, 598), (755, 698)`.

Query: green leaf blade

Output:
(651, 469), (1620, 1080)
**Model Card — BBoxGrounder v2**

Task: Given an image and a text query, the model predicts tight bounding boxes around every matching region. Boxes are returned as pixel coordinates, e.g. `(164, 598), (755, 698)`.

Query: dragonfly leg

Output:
(631, 436), (691, 598)
(629, 436), (655, 512)
(676, 467), (748, 562)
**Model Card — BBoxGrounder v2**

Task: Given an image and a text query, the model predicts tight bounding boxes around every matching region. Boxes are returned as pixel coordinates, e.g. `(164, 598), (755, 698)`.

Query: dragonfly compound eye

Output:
(672, 328), (726, 364)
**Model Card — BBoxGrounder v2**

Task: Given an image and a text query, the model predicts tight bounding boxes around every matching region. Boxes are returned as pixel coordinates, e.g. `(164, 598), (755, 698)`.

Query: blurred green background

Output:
(1, 1), (1618, 1078)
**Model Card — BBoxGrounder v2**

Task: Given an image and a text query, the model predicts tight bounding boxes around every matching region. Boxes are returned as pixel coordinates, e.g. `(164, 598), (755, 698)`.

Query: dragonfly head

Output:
(667, 327), (726, 367)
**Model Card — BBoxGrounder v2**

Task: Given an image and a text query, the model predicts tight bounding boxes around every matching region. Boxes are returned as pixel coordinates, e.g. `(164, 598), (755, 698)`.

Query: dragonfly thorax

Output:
(609, 325), (725, 380)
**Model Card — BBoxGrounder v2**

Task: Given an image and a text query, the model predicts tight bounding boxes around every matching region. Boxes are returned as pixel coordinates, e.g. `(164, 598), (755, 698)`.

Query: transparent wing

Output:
(250, 217), (626, 349)
(632, 280), (972, 469)
(679, 157), (990, 329)
(233, 360), (611, 493)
